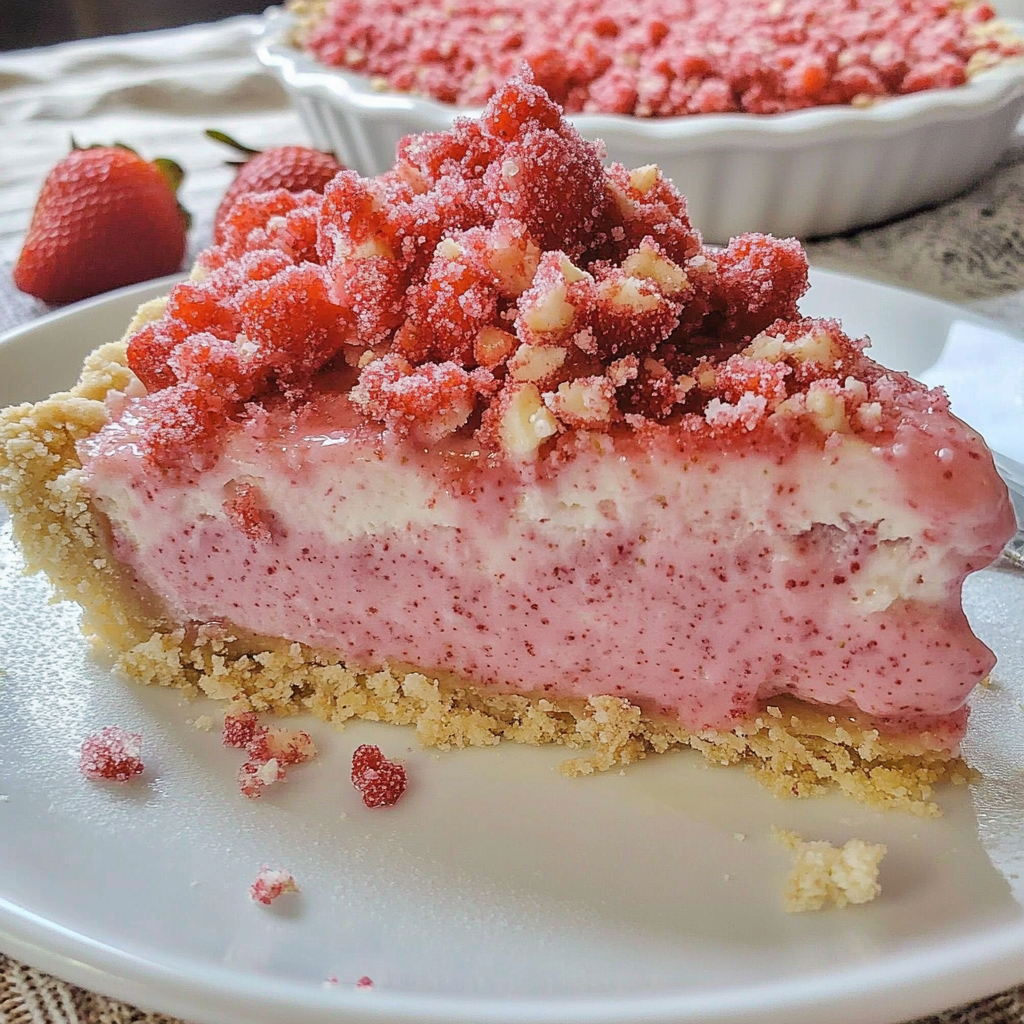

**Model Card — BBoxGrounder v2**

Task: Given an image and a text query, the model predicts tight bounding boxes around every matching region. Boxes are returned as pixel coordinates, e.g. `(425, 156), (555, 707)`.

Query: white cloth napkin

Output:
(920, 321), (1024, 463)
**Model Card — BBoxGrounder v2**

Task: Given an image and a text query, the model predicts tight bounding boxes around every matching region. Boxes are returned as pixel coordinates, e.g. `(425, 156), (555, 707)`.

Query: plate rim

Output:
(3, 892), (1024, 1024)
(0, 273), (186, 349)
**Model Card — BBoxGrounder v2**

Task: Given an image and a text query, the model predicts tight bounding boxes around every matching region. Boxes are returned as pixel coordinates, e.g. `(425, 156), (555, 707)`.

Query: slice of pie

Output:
(1, 72), (1015, 815)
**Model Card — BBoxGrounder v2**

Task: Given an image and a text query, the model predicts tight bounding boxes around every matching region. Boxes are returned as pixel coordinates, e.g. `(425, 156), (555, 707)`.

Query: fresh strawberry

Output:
(207, 130), (344, 245)
(13, 144), (189, 305)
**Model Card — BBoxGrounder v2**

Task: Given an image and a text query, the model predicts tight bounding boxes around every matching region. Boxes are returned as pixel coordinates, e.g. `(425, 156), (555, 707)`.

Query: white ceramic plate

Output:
(1, 271), (1024, 1024)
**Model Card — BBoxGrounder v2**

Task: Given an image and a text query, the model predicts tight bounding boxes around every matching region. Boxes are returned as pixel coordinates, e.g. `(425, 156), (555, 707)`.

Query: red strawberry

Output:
(207, 130), (344, 245)
(14, 144), (189, 305)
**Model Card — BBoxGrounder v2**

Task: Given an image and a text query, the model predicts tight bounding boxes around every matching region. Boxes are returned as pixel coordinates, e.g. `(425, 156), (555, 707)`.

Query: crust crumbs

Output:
(118, 631), (968, 816)
(0, 310), (973, 818)
(286, 0), (331, 46)
(772, 827), (887, 912)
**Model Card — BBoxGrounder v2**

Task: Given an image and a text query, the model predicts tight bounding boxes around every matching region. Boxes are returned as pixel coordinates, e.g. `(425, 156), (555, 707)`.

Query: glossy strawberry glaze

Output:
(81, 376), (1015, 739)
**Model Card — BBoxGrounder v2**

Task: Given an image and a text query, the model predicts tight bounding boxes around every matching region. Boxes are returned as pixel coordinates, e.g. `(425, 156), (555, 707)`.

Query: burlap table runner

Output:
(1, 950), (1023, 1024)
(3, 15), (1024, 1024)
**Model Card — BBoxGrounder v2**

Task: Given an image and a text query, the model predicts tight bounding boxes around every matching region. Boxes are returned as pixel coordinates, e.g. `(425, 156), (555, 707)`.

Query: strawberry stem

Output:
(153, 157), (192, 232)
(68, 136), (139, 156)
(205, 129), (262, 158)
(154, 157), (185, 193)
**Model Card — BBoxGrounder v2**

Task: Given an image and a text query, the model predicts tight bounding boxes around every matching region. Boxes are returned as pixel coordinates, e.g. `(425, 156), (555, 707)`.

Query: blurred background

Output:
(1, 0), (270, 50)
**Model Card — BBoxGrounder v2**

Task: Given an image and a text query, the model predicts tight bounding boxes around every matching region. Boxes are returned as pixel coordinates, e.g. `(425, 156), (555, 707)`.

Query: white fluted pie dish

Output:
(254, 6), (1024, 242)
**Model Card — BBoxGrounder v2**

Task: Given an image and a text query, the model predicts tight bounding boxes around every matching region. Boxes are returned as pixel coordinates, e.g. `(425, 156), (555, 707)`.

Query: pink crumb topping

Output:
(351, 744), (408, 808)
(249, 866), (299, 904)
(303, 0), (1020, 115)
(222, 709), (261, 748)
(223, 711), (317, 798)
(121, 70), (842, 470)
(356, 976), (374, 989)
(79, 726), (144, 782)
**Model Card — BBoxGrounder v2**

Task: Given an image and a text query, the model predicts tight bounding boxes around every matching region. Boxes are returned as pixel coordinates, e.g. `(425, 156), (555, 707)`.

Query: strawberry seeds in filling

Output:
(82, 71), (1016, 739)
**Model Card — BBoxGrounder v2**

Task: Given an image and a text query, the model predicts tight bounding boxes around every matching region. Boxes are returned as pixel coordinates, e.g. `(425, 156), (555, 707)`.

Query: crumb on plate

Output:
(351, 744), (408, 808)
(773, 826), (886, 912)
(79, 725), (144, 782)
(223, 709), (317, 798)
(249, 866), (300, 905)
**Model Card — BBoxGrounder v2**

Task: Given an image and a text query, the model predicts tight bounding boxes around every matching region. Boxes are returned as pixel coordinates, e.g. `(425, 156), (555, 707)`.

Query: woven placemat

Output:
(0, 957), (181, 1024)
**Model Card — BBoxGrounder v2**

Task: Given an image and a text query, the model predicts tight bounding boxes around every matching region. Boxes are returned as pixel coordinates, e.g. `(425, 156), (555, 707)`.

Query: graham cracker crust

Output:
(0, 302), (971, 818)
(772, 828), (886, 912)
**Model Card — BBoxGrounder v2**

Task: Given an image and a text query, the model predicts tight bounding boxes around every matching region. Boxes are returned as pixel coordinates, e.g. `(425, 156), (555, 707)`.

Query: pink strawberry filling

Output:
(80, 374), (1013, 740)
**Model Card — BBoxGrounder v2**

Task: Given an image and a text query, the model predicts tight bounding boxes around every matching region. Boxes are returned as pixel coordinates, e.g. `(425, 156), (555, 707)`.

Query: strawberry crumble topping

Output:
(222, 709), (262, 748)
(79, 726), (144, 782)
(298, 0), (1021, 116)
(118, 69), (881, 472)
(249, 866), (300, 904)
(351, 744), (408, 807)
(223, 711), (317, 798)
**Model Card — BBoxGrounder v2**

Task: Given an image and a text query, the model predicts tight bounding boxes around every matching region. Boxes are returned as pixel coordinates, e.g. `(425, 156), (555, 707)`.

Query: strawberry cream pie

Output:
(0, 73), (1015, 814)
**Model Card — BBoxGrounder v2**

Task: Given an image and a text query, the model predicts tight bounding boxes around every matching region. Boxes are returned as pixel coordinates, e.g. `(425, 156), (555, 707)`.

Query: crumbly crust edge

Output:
(0, 297), (168, 647)
(0, 304), (970, 818)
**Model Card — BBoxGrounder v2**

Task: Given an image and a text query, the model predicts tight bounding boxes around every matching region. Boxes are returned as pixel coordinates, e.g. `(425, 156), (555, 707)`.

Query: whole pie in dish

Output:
(289, 0), (1023, 116)
(0, 73), (1015, 814)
